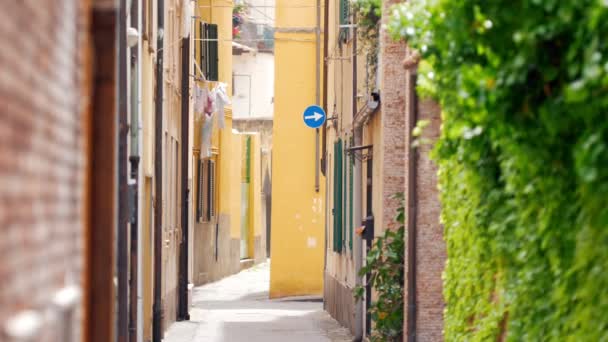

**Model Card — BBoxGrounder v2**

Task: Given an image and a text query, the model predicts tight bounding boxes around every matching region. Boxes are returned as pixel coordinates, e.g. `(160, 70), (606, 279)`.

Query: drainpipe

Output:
(321, 0), (329, 299)
(352, 15), (363, 342)
(153, 0), (165, 341)
(321, 0), (329, 176)
(117, 0), (130, 340)
(136, 0), (144, 340)
(406, 73), (418, 342)
(128, 2), (141, 342)
(178, 34), (191, 322)
(315, 0), (321, 193)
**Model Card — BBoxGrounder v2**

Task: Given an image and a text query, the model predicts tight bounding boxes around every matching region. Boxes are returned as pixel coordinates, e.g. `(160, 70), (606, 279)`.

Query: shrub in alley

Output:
(355, 194), (405, 342)
(389, 0), (608, 340)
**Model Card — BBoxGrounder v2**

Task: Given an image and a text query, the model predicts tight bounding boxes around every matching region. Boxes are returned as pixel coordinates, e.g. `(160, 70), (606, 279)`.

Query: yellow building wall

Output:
(194, 0), (237, 237)
(270, 0), (326, 298)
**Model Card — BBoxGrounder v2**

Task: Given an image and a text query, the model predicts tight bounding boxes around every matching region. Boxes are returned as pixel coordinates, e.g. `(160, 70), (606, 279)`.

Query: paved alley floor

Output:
(164, 261), (353, 342)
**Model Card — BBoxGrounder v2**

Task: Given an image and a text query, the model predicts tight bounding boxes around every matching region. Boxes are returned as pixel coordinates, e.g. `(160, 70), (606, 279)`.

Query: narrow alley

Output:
(4, 0), (608, 341)
(164, 262), (352, 342)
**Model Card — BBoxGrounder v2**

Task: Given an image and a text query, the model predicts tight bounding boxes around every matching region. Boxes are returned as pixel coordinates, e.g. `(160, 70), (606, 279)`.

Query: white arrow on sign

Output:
(304, 112), (324, 121)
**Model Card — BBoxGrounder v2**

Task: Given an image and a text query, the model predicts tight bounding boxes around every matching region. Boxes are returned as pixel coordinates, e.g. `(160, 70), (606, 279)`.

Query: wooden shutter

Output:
(197, 159), (203, 222)
(207, 160), (216, 219)
(333, 139), (344, 252)
(339, 0), (350, 41)
(207, 24), (219, 81)
(197, 23), (219, 81)
(339, 0), (349, 25)
(198, 23), (207, 77)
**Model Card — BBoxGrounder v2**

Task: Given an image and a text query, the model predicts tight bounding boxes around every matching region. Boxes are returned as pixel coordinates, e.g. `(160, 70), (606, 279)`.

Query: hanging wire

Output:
(197, 5), (324, 8)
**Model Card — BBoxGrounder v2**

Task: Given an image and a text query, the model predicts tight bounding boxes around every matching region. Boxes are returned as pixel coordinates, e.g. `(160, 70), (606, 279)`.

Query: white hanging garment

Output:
(215, 83), (231, 129)
(194, 84), (207, 118)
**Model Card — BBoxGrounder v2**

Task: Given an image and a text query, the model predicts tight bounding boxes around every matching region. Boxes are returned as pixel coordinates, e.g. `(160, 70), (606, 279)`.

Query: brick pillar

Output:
(380, 0), (407, 231)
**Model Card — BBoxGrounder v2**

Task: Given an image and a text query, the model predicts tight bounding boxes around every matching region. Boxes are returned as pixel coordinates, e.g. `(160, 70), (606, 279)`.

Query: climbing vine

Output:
(355, 193), (404, 342)
(389, 0), (608, 340)
(351, 0), (381, 91)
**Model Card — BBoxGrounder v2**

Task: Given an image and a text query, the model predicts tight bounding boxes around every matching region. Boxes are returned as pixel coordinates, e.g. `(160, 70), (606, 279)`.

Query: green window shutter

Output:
(202, 23), (207, 77)
(333, 142), (338, 252)
(333, 139), (344, 253)
(339, 0), (349, 25)
(198, 23), (219, 81)
(339, 0), (350, 42)
(207, 24), (219, 81)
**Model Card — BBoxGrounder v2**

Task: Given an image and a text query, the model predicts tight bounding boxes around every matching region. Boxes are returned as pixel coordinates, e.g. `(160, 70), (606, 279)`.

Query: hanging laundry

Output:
(205, 87), (216, 116)
(215, 83), (231, 129)
(193, 84), (206, 118)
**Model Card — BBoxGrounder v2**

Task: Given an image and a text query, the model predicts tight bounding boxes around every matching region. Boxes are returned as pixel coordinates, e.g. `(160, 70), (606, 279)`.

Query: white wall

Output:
(233, 52), (275, 119)
(243, 0), (275, 26)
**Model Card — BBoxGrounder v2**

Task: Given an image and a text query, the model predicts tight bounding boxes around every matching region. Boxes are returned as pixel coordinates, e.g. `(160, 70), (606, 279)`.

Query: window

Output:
(197, 159), (217, 222)
(198, 23), (219, 81)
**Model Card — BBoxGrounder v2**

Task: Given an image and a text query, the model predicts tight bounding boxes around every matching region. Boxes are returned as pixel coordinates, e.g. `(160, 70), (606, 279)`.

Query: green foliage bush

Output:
(389, 1), (608, 340)
(355, 194), (405, 342)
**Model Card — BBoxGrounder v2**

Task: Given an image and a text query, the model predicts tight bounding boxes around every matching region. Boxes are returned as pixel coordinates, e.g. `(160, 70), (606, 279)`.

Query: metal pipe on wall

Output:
(321, 0), (329, 176)
(352, 16), (363, 342)
(315, 0), (321, 193)
(178, 34), (191, 322)
(117, 0), (130, 340)
(321, 0), (330, 309)
(128, 2), (141, 342)
(136, 0), (144, 339)
(406, 73), (418, 342)
(153, 0), (165, 341)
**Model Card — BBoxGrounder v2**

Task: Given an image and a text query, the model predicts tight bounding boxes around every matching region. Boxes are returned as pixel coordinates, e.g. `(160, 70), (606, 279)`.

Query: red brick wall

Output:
(0, 1), (92, 340)
(380, 0), (407, 231)
(403, 68), (446, 341)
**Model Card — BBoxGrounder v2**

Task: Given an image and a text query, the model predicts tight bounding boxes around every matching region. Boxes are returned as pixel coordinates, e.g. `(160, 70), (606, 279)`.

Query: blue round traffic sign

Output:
(303, 105), (326, 129)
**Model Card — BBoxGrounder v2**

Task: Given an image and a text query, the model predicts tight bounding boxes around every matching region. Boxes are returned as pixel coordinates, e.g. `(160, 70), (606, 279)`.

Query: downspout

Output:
(406, 73), (418, 342)
(352, 15), (363, 342)
(117, 0), (129, 340)
(153, 0), (165, 341)
(315, 0), (321, 193)
(178, 34), (191, 322)
(128, 1), (141, 342)
(136, 0), (144, 340)
(321, 0), (329, 176)
(321, 0), (329, 309)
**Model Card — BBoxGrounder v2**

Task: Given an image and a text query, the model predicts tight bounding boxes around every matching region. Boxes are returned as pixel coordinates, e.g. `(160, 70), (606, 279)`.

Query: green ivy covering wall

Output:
(389, 1), (608, 340)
